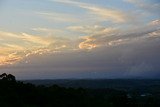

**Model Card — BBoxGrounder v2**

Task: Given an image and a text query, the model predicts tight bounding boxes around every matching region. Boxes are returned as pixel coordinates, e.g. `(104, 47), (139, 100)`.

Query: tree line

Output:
(0, 73), (159, 107)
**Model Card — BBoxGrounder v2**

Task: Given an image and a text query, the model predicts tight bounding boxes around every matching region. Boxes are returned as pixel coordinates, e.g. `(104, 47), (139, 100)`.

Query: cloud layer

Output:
(1, 19), (160, 79)
(0, 0), (160, 79)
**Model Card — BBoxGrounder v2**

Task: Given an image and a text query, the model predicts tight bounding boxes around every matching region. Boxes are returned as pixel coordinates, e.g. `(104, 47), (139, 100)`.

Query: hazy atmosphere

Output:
(0, 0), (160, 79)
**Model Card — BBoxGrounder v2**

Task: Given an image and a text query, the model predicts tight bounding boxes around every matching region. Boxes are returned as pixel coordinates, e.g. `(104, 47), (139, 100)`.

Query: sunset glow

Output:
(0, 0), (160, 79)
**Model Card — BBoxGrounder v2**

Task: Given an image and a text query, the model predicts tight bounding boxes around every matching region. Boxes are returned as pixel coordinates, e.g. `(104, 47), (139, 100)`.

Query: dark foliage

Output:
(0, 73), (159, 107)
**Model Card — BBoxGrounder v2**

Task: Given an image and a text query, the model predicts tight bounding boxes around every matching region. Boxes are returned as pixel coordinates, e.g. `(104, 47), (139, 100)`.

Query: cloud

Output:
(21, 33), (51, 46)
(51, 0), (130, 23)
(1, 18), (159, 66)
(124, 0), (160, 14)
(36, 12), (79, 23)
(1, 19), (160, 79)
(0, 31), (52, 46)
(78, 19), (160, 49)
(0, 52), (22, 66)
(149, 19), (160, 26)
(32, 28), (61, 34)
(0, 0), (159, 79)
(79, 36), (98, 50)
(67, 25), (114, 34)
(31, 27), (70, 38)
(78, 27), (117, 49)
(0, 30), (76, 66)
(0, 31), (49, 66)
(1, 35), (160, 79)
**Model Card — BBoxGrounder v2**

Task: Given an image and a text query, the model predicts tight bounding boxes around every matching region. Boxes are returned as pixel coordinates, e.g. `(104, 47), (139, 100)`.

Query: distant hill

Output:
(23, 79), (160, 92)
(1, 73), (160, 107)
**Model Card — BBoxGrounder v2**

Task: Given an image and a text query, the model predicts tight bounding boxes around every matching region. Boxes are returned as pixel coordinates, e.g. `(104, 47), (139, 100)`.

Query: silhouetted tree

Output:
(0, 73), (7, 79)
(0, 73), (159, 107)
(0, 73), (16, 81)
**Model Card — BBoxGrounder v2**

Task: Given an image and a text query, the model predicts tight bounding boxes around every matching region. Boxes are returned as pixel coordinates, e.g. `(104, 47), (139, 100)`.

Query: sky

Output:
(0, 0), (160, 79)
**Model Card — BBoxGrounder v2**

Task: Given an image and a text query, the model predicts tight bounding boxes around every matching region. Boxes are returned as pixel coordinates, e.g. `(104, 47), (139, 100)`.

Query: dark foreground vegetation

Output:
(0, 73), (160, 107)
